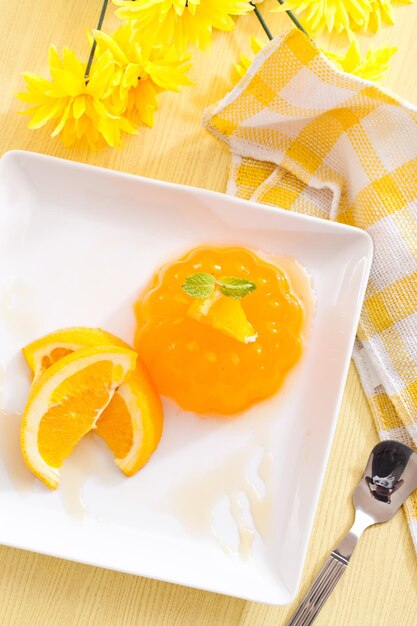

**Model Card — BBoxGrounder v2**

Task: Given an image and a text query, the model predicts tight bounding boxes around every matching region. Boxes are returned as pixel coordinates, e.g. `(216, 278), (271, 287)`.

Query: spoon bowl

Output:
(354, 440), (417, 522)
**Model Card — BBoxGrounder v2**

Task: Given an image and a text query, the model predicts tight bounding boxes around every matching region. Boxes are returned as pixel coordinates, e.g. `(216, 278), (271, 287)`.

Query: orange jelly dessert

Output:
(134, 246), (305, 415)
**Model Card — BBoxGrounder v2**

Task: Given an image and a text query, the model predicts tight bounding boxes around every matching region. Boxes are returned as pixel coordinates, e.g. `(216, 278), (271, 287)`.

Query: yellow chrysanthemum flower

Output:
(18, 46), (135, 149)
(233, 36), (395, 85)
(114, 0), (254, 50)
(94, 24), (192, 126)
(324, 40), (397, 81)
(233, 36), (264, 81)
(272, 0), (368, 35)
(273, 0), (407, 36)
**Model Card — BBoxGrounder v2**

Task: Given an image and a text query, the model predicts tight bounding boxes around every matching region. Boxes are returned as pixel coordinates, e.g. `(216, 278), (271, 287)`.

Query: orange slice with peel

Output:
(23, 327), (163, 477)
(21, 345), (137, 489)
(95, 359), (163, 475)
(187, 293), (257, 344)
(23, 327), (124, 376)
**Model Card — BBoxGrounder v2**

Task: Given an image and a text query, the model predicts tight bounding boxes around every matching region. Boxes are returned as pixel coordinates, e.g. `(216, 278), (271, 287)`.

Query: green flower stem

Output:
(251, 3), (273, 41)
(85, 0), (110, 80)
(276, 0), (309, 37)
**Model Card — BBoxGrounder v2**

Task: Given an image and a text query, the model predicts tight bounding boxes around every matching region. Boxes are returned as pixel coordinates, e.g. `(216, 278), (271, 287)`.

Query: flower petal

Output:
(72, 95), (86, 119)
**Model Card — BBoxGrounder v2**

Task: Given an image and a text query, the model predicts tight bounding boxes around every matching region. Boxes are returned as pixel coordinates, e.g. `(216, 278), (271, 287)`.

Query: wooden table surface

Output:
(1, 1), (416, 624)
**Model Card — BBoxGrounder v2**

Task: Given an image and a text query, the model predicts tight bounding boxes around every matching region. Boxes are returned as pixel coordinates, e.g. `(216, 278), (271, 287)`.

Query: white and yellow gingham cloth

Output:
(203, 29), (417, 549)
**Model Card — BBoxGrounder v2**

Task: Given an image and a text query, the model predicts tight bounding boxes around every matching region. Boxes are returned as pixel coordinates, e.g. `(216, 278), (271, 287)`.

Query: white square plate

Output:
(0, 150), (372, 605)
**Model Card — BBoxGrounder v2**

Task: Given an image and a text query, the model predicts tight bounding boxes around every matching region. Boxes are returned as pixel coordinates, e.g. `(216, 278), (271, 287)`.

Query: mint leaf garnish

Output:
(182, 273), (216, 298)
(183, 273), (257, 299)
(217, 276), (257, 299)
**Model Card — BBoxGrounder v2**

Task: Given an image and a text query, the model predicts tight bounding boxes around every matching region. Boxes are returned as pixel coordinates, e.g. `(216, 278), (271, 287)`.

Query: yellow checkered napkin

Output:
(203, 29), (417, 549)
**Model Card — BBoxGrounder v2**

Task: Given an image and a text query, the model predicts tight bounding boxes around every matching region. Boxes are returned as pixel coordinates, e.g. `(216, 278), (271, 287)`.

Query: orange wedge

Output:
(187, 293), (257, 344)
(23, 327), (163, 477)
(23, 327), (127, 376)
(95, 359), (163, 476)
(21, 345), (137, 489)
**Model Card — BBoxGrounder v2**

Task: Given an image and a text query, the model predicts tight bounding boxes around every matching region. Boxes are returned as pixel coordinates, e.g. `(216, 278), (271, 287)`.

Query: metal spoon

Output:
(287, 440), (417, 626)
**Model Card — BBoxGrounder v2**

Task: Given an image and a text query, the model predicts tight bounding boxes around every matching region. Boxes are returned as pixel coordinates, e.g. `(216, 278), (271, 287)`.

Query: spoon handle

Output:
(287, 529), (359, 626)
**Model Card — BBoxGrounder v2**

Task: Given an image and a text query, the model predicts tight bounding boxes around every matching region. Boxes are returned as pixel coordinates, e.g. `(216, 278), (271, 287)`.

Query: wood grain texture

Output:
(0, 1), (416, 624)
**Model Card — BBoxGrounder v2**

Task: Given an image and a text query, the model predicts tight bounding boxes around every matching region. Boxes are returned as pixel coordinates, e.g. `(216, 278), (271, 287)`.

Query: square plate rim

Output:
(2, 149), (374, 246)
